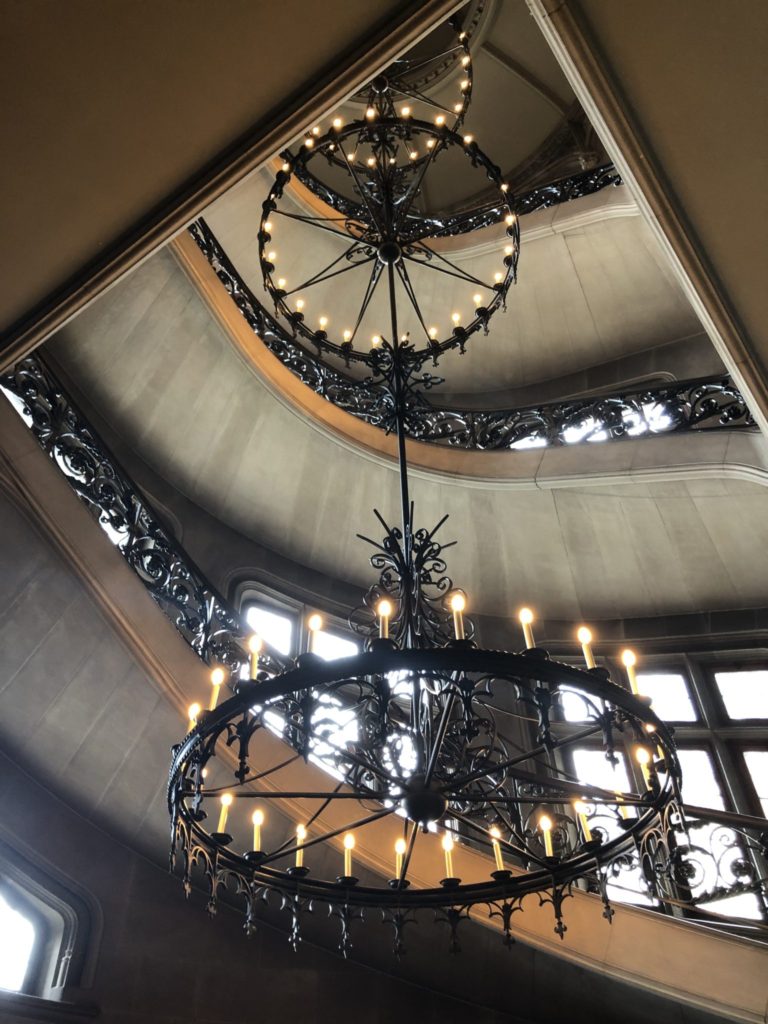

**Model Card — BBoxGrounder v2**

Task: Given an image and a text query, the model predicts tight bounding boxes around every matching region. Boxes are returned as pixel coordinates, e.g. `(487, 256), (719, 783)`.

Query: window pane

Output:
(313, 630), (359, 662)
(0, 892), (35, 992)
(245, 605), (294, 657)
(743, 751), (768, 817)
(635, 672), (697, 721)
(676, 749), (725, 810)
(714, 670), (768, 720)
(572, 749), (630, 792)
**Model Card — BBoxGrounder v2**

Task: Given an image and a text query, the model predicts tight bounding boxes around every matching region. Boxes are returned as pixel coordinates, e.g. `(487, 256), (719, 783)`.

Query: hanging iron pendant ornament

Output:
(169, 28), (688, 958)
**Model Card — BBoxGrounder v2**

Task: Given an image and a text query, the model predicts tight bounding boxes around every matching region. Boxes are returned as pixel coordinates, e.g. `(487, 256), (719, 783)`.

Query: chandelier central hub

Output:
(377, 240), (402, 266)
(402, 774), (448, 825)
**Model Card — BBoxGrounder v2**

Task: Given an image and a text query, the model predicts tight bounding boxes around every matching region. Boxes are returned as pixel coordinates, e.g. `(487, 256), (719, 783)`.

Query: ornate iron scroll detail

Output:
(0, 355), (285, 678)
(289, 161), (623, 241)
(190, 221), (755, 451)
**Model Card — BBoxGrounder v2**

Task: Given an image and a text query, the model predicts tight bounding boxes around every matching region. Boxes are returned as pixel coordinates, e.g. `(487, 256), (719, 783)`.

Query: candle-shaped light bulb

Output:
(307, 613), (323, 652)
(295, 298), (305, 311)
(395, 837), (407, 877)
(442, 833), (455, 878)
(435, 114), (446, 126)
(461, 78), (470, 90)
(377, 598), (393, 639)
(263, 220), (272, 232)
(187, 702), (201, 732)
(429, 326), (438, 340)
(409, 150), (418, 160)
(318, 316), (328, 329)
(636, 746), (653, 789)
(332, 117), (343, 129)
(505, 213), (516, 226)
(494, 271), (503, 283)
(296, 824), (307, 868)
(461, 54), (471, 66)
(489, 826), (505, 871)
(473, 292), (482, 306)
(371, 335), (381, 348)
(217, 793), (233, 834)
(518, 607), (535, 649)
(343, 329), (352, 343)
(450, 592), (466, 640)
(304, 137), (314, 148)
(451, 312), (461, 326)
(504, 245), (513, 256)
(615, 789), (630, 820)
(247, 634), (262, 678)
(281, 161), (291, 173)
(426, 139), (436, 149)
(209, 666), (226, 710)
(401, 105), (411, 117)
(267, 250), (276, 261)
(277, 277), (286, 289)
(343, 833), (355, 877)
(252, 809), (264, 851)
(577, 626), (596, 669)
(365, 106), (376, 120)
(573, 800), (593, 843)
(366, 156), (376, 167)
(539, 814), (554, 857)
(622, 649), (639, 695)
(311, 125), (320, 136)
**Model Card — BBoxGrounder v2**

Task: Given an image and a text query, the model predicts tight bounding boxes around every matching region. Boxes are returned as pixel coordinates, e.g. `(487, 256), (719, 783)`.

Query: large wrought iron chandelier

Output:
(168, 32), (686, 957)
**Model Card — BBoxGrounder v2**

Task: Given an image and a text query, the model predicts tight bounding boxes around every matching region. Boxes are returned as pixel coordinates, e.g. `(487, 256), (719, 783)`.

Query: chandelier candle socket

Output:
(573, 800), (593, 843)
(247, 634), (262, 678)
(343, 833), (355, 878)
(442, 833), (455, 879)
(622, 649), (639, 694)
(252, 809), (264, 852)
(217, 793), (233, 834)
(489, 826), (505, 872)
(577, 626), (596, 669)
(377, 598), (392, 639)
(539, 814), (554, 857)
(187, 703), (201, 732)
(519, 607), (535, 649)
(209, 666), (226, 710)
(450, 592), (466, 640)
(296, 824), (307, 868)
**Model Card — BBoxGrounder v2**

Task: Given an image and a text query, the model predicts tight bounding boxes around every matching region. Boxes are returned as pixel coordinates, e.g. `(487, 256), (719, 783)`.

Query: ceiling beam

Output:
(0, 0), (462, 372)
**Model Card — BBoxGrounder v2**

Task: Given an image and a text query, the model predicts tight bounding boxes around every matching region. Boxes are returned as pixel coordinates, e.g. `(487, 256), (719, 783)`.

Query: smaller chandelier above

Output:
(259, 102), (519, 370)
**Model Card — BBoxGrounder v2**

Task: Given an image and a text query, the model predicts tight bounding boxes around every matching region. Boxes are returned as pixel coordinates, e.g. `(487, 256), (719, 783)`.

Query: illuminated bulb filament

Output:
(577, 626), (596, 669)
(395, 837), (407, 878)
(401, 106), (411, 117)
(187, 702), (201, 732)
(518, 607), (535, 649)
(307, 613), (323, 653)
(263, 220), (272, 232)
(442, 833), (455, 878)
(318, 316), (328, 329)
(377, 598), (393, 639)
(295, 824), (307, 868)
(489, 826), (505, 872)
(573, 800), (593, 843)
(209, 666), (226, 710)
(371, 335), (381, 348)
(622, 649), (639, 695)
(247, 634), (262, 679)
(473, 293), (482, 306)
(450, 592), (466, 640)
(343, 330), (352, 343)
(252, 809), (264, 852)
(539, 814), (554, 857)
(343, 833), (355, 877)
(296, 298), (305, 311)
(217, 793), (233, 834)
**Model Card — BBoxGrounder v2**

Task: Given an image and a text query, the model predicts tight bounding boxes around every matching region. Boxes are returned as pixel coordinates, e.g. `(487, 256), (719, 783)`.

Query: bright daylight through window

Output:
(0, 891), (35, 992)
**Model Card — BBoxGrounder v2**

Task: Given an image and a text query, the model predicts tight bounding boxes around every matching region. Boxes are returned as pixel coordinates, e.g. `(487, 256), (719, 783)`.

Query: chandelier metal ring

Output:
(169, 645), (681, 941)
(259, 117), (519, 367)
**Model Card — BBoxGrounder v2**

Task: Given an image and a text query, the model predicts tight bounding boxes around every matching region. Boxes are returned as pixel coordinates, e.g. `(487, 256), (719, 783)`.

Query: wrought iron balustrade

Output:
(191, 219), (755, 451)
(0, 356), (285, 678)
